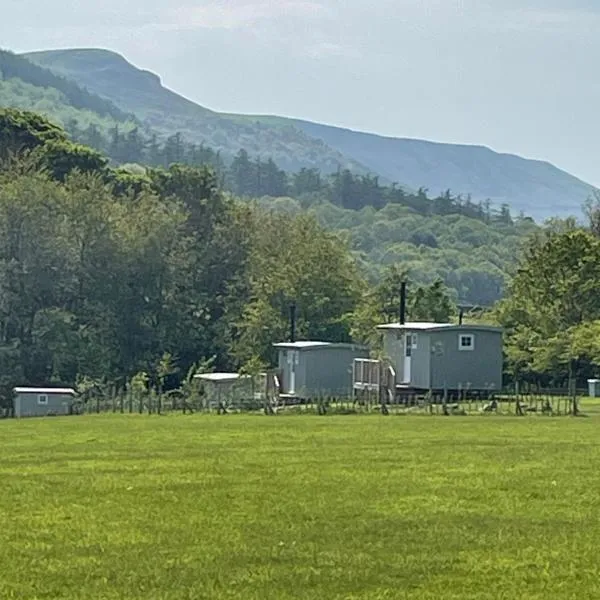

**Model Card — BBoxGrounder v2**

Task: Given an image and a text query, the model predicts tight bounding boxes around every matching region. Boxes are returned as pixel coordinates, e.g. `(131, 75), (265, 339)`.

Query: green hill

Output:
(24, 47), (597, 219)
(0, 49), (138, 136)
(24, 48), (369, 176)
(286, 119), (594, 221)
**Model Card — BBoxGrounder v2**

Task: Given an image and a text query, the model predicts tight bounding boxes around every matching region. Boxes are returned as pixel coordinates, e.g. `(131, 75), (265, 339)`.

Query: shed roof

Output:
(193, 373), (249, 383)
(13, 387), (76, 395)
(273, 341), (368, 351)
(377, 322), (502, 333)
(274, 341), (330, 349)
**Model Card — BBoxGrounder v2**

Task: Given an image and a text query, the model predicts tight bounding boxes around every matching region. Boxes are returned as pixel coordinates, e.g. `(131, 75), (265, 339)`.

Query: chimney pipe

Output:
(289, 302), (296, 343)
(459, 307), (464, 326)
(399, 281), (407, 325)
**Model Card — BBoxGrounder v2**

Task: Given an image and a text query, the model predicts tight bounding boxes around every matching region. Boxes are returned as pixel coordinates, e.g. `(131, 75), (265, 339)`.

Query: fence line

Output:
(0, 384), (586, 419)
(60, 387), (583, 418)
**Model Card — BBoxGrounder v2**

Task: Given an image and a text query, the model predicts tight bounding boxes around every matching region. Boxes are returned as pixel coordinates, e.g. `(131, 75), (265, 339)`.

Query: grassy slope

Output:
(0, 49), (133, 121)
(2, 413), (600, 599)
(0, 49), (138, 136)
(0, 77), (134, 135)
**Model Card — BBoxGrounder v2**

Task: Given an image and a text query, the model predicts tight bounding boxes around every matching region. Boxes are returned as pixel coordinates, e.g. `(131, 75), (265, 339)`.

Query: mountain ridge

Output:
(19, 47), (598, 219)
(23, 48), (370, 177)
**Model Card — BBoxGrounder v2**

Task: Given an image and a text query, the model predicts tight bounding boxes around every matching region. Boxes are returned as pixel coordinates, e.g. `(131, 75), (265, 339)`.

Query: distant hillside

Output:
(287, 120), (595, 220)
(24, 49), (368, 176)
(0, 49), (139, 135)
(18, 48), (600, 219)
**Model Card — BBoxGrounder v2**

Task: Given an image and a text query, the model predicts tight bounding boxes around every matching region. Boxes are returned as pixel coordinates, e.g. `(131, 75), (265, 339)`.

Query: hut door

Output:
(288, 350), (299, 394)
(403, 334), (412, 383)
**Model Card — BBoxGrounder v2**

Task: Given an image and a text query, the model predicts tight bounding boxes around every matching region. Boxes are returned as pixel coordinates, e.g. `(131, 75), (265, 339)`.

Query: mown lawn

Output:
(1, 414), (600, 599)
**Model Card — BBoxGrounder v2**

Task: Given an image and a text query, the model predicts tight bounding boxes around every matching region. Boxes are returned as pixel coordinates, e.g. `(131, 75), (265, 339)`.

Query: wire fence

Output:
(0, 382), (589, 419)
(49, 388), (586, 418)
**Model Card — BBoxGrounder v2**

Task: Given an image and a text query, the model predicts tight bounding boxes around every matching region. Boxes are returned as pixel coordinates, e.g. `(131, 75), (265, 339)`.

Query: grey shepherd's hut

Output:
(13, 387), (76, 418)
(377, 322), (503, 394)
(274, 341), (370, 399)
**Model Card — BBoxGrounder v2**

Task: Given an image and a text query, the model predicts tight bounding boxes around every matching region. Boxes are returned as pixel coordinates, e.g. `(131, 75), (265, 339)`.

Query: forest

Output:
(66, 122), (538, 305)
(0, 107), (597, 404)
(74, 122), (518, 220)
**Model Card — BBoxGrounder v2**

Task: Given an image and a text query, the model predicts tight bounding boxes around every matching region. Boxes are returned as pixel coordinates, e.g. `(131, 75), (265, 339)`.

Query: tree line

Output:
(496, 200), (600, 389)
(68, 122), (520, 225)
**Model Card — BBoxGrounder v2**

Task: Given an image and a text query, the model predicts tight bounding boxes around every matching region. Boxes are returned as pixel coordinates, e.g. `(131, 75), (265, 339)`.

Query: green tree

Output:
(233, 211), (362, 367)
(293, 167), (321, 196)
(35, 140), (109, 181)
(411, 279), (454, 322)
(0, 108), (65, 161)
(163, 132), (185, 166)
(122, 127), (145, 164)
(80, 123), (105, 152)
(498, 228), (600, 384)
(229, 149), (256, 196)
(352, 266), (455, 348)
(149, 164), (253, 370)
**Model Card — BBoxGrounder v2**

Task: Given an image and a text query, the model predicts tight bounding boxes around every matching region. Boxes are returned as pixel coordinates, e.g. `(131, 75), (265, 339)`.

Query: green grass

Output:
(2, 413), (600, 599)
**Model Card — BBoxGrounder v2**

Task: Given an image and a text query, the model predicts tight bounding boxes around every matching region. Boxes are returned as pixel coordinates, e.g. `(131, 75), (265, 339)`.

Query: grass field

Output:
(2, 413), (600, 599)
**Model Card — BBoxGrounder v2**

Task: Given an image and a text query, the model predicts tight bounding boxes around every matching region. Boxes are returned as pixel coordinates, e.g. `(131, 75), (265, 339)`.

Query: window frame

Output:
(458, 333), (475, 351)
(405, 333), (418, 349)
(37, 393), (49, 405)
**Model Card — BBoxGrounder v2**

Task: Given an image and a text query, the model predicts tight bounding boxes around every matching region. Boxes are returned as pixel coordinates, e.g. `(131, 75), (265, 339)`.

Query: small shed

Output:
(377, 322), (503, 393)
(193, 373), (264, 409)
(273, 341), (370, 399)
(13, 387), (76, 418)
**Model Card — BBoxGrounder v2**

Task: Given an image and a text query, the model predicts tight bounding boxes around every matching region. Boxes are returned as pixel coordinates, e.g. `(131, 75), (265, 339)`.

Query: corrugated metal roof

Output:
(13, 387), (76, 395)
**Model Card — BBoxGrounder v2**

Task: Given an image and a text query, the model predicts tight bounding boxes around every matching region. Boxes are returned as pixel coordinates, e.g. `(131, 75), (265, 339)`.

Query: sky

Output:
(2, 0), (599, 185)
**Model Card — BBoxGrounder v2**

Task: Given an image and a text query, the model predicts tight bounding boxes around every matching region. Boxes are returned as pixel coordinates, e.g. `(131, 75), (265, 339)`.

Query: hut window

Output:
(405, 333), (418, 350)
(37, 394), (48, 405)
(458, 334), (475, 351)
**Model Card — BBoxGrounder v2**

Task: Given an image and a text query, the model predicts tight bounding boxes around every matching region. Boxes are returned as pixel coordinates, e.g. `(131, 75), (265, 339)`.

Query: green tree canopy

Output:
(0, 108), (66, 161)
(498, 227), (600, 384)
(351, 264), (455, 349)
(233, 211), (362, 367)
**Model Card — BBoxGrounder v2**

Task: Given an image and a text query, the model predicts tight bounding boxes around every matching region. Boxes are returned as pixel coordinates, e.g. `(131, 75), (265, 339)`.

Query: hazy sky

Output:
(2, 0), (598, 185)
